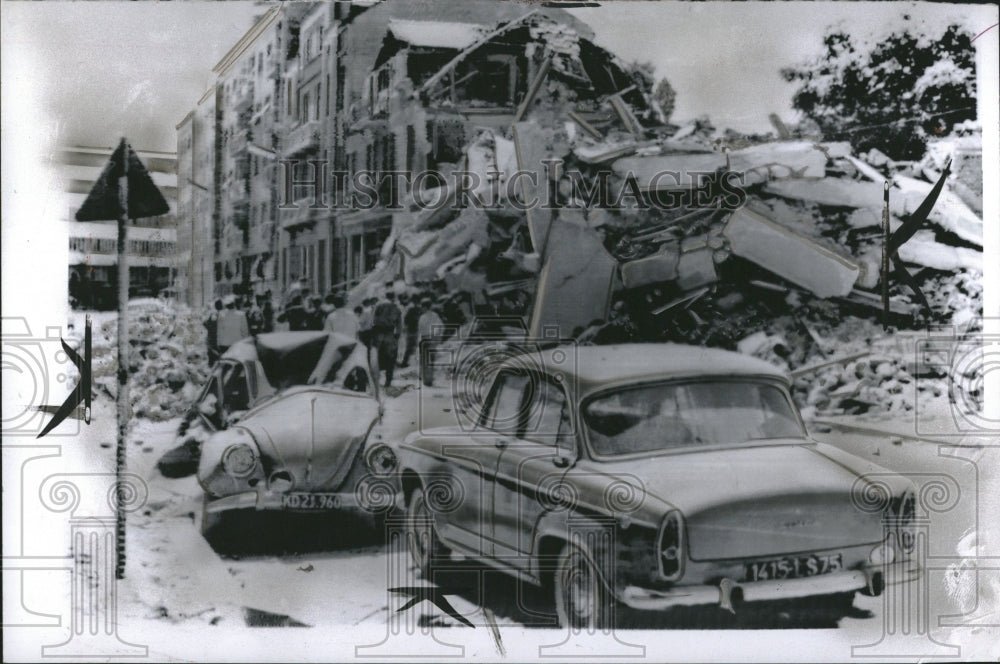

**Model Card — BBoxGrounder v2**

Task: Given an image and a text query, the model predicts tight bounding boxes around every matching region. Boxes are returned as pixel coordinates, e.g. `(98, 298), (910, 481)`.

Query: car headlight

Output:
(222, 443), (257, 478)
(365, 444), (398, 476)
(658, 510), (685, 581)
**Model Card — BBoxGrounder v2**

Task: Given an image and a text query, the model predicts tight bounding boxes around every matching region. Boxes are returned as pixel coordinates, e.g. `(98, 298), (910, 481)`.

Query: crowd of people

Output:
(203, 280), (468, 389)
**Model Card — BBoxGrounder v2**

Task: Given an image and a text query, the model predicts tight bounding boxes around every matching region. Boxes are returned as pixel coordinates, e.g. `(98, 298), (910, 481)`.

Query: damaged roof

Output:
(386, 18), (489, 50)
(340, 0), (593, 102)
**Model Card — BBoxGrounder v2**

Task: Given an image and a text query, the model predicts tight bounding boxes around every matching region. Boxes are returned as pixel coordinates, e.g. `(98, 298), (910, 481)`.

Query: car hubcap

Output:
(564, 552), (595, 626)
(408, 495), (432, 569)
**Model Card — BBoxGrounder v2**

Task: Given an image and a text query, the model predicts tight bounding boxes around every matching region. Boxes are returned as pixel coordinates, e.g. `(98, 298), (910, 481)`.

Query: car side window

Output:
(522, 377), (571, 446)
(485, 371), (531, 435)
(198, 373), (223, 430)
(221, 363), (250, 413)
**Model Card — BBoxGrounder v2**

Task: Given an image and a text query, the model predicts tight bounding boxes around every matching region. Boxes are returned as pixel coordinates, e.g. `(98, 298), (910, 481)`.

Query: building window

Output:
(336, 62), (345, 111)
(317, 238), (326, 293)
(406, 125), (416, 175)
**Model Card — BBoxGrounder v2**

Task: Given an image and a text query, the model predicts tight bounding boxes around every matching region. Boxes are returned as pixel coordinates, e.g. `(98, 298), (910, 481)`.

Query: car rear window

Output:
(583, 380), (804, 456)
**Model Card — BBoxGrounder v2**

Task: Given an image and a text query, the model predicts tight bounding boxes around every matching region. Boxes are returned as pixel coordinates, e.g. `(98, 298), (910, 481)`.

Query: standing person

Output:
(358, 297), (376, 347)
(261, 290), (275, 332)
(217, 295), (250, 352)
(399, 293), (420, 368)
(301, 289), (316, 327)
(277, 294), (310, 331)
(324, 294), (360, 339)
(371, 286), (403, 388)
(204, 299), (223, 366)
(416, 297), (443, 387)
(247, 296), (265, 336)
(308, 295), (325, 330)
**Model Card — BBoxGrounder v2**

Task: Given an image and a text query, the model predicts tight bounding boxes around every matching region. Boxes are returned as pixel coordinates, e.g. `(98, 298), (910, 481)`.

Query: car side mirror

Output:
(552, 454), (571, 468)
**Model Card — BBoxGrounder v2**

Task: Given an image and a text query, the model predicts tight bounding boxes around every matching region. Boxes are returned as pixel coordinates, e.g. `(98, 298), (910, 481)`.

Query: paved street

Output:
(72, 374), (993, 661)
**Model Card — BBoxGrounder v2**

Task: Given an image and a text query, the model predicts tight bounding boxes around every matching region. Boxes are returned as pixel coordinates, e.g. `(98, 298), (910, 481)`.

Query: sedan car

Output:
(397, 343), (919, 628)
(189, 332), (401, 540)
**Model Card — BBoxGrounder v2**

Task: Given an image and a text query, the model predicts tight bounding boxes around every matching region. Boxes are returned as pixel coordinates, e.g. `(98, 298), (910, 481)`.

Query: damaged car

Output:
(188, 332), (401, 540)
(398, 343), (920, 628)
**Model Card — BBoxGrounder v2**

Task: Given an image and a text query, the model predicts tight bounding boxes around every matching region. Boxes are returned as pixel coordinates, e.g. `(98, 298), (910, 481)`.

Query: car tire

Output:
(406, 487), (448, 577)
(554, 543), (615, 630)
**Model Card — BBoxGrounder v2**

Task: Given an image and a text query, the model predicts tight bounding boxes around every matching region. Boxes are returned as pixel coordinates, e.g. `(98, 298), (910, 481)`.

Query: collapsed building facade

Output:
(177, 0), (984, 369)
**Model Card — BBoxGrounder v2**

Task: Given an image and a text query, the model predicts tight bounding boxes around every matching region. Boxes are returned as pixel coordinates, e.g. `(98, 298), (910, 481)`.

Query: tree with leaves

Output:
(782, 24), (976, 160)
(654, 78), (677, 124)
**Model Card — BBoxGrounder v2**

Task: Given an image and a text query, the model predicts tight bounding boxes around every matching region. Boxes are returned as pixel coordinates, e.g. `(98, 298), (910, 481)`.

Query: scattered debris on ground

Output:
(340, 22), (981, 420)
(91, 299), (210, 422)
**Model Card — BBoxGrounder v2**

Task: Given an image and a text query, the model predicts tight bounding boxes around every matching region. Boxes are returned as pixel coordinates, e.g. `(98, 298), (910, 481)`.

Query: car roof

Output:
(502, 343), (789, 395)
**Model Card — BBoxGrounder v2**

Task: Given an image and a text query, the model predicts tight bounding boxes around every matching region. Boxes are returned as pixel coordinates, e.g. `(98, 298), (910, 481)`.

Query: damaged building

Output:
(177, 0), (983, 371)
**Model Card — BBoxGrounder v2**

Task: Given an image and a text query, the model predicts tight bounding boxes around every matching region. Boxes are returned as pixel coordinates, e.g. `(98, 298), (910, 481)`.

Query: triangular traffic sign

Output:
(75, 138), (170, 221)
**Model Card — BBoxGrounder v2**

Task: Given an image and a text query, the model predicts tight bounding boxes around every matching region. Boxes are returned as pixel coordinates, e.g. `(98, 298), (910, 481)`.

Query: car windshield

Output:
(583, 380), (804, 456)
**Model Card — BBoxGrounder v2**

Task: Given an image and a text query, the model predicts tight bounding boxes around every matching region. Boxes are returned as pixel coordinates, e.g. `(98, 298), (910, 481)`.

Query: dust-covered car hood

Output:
(198, 332), (382, 496)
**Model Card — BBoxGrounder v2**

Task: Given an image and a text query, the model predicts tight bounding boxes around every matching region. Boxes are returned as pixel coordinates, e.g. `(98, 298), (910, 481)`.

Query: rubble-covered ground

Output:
(87, 298), (211, 422)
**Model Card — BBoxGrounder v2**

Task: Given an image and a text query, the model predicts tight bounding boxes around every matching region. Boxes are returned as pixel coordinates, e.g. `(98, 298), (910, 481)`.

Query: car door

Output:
(491, 373), (575, 570)
(437, 369), (531, 557)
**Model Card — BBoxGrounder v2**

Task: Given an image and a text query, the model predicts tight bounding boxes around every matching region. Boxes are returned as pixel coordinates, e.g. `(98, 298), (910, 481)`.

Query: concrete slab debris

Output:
(893, 174), (983, 247)
(897, 230), (983, 272)
(676, 248), (718, 291)
(765, 177), (885, 208)
(620, 246), (679, 289)
(528, 220), (617, 338)
(724, 207), (860, 298)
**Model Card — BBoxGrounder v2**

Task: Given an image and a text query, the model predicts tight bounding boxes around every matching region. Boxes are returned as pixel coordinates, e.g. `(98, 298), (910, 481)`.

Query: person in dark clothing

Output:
(204, 299), (223, 365)
(261, 290), (275, 332)
(277, 295), (311, 331)
(371, 287), (403, 388)
(308, 296), (325, 330)
(399, 292), (420, 368)
(247, 297), (265, 335)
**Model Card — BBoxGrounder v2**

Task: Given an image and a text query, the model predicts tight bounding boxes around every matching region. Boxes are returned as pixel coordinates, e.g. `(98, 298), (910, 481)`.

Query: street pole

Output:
(881, 180), (890, 331)
(115, 140), (130, 580)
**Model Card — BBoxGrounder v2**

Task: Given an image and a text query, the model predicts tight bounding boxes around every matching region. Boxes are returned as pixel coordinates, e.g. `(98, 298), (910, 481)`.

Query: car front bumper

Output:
(204, 490), (402, 514)
(619, 561), (920, 612)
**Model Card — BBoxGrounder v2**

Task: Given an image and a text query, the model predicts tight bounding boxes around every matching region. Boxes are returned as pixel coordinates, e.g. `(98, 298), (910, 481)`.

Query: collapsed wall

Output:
(333, 13), (983, 419)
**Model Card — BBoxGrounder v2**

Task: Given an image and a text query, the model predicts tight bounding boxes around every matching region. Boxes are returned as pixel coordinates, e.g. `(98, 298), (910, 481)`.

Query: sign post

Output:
(75, 138), (169, 579)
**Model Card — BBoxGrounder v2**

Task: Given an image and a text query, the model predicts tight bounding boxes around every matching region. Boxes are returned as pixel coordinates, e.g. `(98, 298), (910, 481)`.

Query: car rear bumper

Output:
(619, 561), (920, 612)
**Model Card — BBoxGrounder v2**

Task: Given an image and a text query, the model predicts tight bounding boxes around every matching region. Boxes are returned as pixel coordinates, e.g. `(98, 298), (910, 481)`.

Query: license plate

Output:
(745, 553), (843, 582)
(280, 493), (343, 510)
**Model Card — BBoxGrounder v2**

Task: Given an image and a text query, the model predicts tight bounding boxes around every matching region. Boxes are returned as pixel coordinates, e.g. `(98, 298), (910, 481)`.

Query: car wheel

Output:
(406, 487), (448, 577)
(554, 544), (614, 630)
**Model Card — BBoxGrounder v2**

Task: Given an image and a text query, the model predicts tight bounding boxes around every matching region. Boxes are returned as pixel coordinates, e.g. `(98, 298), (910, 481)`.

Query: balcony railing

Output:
(283, 119), (320, 157)
(228, 131), (248, 155)
(280, 197), (324, 230)
(233, 81), (254, 113)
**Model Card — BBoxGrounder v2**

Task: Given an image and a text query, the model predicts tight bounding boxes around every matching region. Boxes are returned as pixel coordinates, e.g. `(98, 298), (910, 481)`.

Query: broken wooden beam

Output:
(609, 93), (642, 136)
(790, 351), (871, 379)
(568, 110), (603, 140)
(513, 55), (553, 124)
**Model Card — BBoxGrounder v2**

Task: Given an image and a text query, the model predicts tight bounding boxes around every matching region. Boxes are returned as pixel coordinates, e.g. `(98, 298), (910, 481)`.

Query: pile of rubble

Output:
(92, 299), (210, 422)
(343, 17), (982, 418)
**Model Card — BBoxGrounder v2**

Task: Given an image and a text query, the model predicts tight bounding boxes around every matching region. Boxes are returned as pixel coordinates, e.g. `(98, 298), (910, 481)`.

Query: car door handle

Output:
(494, 438), (508, 449)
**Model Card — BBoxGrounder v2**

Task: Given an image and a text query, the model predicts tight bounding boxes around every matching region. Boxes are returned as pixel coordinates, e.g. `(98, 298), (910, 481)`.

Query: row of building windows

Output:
(70, 237), (174, 257)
